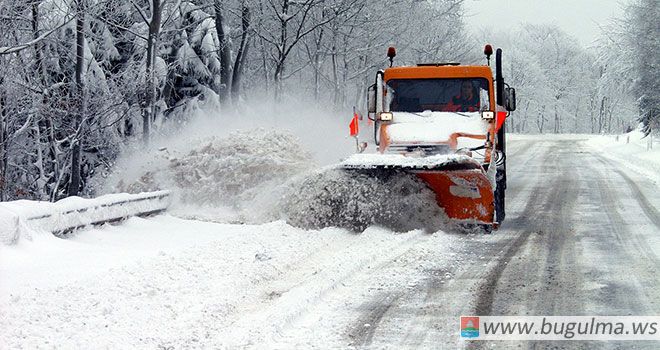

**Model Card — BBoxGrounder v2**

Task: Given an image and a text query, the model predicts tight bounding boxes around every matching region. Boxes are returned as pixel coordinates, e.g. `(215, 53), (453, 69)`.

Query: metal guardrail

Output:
(0, 191), (172, 244)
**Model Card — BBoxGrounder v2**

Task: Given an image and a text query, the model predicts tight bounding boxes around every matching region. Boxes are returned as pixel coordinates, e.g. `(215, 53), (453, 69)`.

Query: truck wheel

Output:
(495, 168), (506, 223)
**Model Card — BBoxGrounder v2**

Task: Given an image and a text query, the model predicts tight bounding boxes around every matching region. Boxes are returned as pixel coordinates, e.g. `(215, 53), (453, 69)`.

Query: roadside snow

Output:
(0, 215), (448, 349)
(585, 130), (660, 184)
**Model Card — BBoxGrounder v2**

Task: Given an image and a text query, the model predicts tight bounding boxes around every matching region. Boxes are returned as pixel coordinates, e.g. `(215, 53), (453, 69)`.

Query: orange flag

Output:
(496, 111), (507, 132)
(349, 112), (359, 137)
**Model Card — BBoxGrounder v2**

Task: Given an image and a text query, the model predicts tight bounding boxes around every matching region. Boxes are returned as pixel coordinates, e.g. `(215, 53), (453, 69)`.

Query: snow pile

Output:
(0, 191), (171, 245)
(118, 129), (315, 207)
(168, 129), (313, 205)
(279, 168), (446, 232)
(0, 206), (20, 245)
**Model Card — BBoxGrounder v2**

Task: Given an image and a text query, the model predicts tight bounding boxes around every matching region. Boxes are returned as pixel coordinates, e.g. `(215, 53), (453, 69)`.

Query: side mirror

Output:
(505, 87), (516, 111)
(367, 84), (376, 114)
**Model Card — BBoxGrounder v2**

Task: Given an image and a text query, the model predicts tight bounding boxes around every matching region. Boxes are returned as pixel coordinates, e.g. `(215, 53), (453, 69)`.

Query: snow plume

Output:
(168, 129), (312, 205)
(279, 168), (446, 232)
(99, 101), (445, 232)
(110, 128), (314, 206)
(98, 100), (355, 196)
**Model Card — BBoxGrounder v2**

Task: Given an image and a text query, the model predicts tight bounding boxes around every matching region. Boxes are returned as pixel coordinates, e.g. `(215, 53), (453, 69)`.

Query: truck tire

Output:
(495, 168), (506, 223)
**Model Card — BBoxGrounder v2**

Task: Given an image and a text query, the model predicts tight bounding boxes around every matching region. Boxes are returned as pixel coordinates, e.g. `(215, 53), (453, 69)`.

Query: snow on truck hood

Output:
(385, 111), (489, 144)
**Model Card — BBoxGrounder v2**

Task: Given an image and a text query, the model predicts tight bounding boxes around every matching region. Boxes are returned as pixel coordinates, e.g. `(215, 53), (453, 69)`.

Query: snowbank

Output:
(0, 206), (20, 245)
(0, 191), (171, 245)
(585, 130), (660, 184)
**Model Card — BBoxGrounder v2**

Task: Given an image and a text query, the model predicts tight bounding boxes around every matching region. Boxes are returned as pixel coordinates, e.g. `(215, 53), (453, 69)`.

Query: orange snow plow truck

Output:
(343, 45), (516, 232)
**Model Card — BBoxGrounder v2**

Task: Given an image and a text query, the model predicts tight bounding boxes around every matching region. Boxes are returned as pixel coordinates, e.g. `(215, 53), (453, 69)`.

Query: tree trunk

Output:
(553, 101), (559, 134)
(67, 2), (85, 197)
(0, 79), (5, 201)
(31, 1), (60, 199)
(273, 0), (289, 101)
(32, 1), (44, 81)
(312, 27), (324, 101)
(214, 0), (232, 103)
(231, 3), (251, 101)
(598, 96), (606, 134)
(537, 105), (546, 133)
(259, 37), (269, 91)
(143, 0), (162, 146)
(331, 33), (338, 106)
(573, 97), (581, 132)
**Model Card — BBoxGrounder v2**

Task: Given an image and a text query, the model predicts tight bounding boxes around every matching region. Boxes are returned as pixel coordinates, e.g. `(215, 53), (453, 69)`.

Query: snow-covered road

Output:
(1, 136), (659, 349)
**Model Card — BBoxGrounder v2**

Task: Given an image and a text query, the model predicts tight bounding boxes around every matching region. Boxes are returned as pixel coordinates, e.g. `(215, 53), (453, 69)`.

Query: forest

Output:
(0, 0), (658, 201)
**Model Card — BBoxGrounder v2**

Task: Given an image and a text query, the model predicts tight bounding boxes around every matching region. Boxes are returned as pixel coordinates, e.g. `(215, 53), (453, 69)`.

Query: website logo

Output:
(461, 316), (480, 338)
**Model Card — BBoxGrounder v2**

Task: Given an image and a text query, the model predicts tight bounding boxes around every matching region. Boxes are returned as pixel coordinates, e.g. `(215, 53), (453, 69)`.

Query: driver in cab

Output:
(448, 81), (479, 112)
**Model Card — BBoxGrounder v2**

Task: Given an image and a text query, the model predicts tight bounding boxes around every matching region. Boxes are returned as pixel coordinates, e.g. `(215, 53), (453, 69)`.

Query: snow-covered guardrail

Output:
(0, 191), (171, 245)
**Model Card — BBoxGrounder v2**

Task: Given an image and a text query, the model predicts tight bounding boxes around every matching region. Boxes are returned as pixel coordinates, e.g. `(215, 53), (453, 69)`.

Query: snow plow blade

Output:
(341, 154), (495, 226)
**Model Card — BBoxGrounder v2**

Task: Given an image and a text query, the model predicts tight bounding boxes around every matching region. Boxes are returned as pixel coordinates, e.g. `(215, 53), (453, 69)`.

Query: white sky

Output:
(464, 0), (625, 47)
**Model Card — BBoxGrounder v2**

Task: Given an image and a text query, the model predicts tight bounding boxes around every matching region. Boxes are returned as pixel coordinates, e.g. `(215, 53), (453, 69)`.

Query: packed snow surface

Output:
(3, 133), (659, 348)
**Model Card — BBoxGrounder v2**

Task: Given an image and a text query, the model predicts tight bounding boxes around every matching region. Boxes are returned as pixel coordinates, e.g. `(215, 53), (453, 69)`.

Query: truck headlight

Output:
(379, 112), (393, 121)
(481, 111), (495, 120)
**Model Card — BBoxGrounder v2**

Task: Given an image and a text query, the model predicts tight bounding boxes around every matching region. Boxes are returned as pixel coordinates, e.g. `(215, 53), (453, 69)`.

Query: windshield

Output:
(386, 78), (490, 113)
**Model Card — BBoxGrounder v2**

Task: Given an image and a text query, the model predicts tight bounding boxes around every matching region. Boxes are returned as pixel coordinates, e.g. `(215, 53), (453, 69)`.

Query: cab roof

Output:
(384, 65), (494, 81)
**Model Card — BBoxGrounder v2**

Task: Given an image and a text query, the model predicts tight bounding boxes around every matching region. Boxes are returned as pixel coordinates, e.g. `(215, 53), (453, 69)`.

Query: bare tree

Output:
(257, 0), (359, 99)
(0, 75), (5, 201)
(67, 0), (87, 196)
(214, 0), (233, 103)
(132, 0), (165, 145)
(231, 2), (251, 101)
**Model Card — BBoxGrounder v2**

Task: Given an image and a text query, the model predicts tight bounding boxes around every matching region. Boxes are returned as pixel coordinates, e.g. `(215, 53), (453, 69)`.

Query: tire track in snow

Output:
(533, 149), (582, 316)
(347, 292), (402, 347)
(589, 154), (659, 265)
(221, 230), (431, 348)
(472, 146), (561, 316)
(584, 142), (660, 228)
(397, 140), (556, 348)
(615, 167), (660, 228)
(582, 160), (658, 315)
